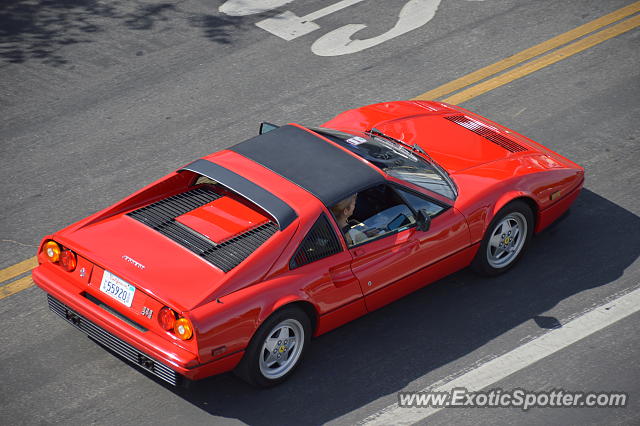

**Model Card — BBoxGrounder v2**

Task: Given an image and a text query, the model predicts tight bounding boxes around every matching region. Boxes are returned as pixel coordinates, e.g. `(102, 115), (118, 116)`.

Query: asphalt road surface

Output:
(1, 0), (639, 425)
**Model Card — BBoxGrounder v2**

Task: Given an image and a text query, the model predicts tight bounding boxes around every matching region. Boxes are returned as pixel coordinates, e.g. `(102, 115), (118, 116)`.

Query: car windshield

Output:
(314, 128), (456, 200)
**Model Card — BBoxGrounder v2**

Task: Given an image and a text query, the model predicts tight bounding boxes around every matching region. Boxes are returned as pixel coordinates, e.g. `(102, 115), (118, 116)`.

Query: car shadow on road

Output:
(165, 188), (639, 425)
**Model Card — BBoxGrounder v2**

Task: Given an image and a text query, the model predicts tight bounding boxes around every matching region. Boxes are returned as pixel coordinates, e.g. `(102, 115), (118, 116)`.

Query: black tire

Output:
(234, 306), (311, 388)
(471, 200), (534, 276)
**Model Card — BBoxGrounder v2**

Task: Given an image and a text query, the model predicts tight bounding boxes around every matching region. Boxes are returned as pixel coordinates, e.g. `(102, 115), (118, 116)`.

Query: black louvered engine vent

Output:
(127, 187), (278, 272)
(290, 214), (342, 269)
(444, 115), (529, 153)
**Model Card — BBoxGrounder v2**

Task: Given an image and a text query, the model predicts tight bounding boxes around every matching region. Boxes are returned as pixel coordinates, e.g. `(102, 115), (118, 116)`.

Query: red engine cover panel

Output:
(175, 196), (269, 243)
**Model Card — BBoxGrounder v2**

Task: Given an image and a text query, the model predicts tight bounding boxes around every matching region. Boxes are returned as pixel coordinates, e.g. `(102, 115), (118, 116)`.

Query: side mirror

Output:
(416, 209), (431, 232)
(259, 122), (279, 134)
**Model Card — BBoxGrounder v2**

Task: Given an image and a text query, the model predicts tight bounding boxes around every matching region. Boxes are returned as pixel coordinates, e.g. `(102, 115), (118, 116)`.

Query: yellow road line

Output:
(442, 14), (640, 105)
(412, 1), (640, 101)
(0, 276), (34, 300)
(0, 256), (37, 283)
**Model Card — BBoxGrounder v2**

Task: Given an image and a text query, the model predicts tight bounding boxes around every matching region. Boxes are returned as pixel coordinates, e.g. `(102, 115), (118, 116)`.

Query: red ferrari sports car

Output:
(33, 101), (583, 387)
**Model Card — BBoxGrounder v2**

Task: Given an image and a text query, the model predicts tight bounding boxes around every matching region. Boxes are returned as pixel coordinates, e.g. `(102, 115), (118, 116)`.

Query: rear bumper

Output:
(47, 294), (181, 385)
(33, 265), (243, 383)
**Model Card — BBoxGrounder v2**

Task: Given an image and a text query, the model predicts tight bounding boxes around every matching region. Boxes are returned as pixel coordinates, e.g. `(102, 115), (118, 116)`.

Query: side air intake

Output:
(444, 115), (528, 153)
(290, 214), (342, 269)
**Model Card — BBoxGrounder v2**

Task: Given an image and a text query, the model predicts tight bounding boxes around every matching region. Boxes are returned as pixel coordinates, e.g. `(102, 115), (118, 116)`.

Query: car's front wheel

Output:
(235, 306), (311, 387)
(472, 200), (534, 276)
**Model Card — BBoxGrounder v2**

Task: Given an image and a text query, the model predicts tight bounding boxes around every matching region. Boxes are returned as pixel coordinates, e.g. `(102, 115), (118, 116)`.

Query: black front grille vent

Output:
(290, 214), (342, 269)
(127, 188), (277, 272)
(444, 115), (528, 153)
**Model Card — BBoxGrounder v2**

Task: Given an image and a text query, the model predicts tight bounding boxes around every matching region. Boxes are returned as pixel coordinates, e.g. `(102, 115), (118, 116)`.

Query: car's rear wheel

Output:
(472, 200), (534, 276)
(235, 306), (311, 387)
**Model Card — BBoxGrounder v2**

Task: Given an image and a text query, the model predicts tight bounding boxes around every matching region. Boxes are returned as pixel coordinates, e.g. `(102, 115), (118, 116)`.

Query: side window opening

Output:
(396, 188), (446, 217)
(331, 184), (415, 247)
(290, 214), (342, 269)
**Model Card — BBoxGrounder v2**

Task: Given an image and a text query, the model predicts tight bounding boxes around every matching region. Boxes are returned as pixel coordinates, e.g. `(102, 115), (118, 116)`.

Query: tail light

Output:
(43, 240), (76, 272)
(159, 307), (193, 340)
(174, 318), (193, 340)
(159, 307), (177, 331)
(44, 241), (61, 263)
(59, 249), (77, 272)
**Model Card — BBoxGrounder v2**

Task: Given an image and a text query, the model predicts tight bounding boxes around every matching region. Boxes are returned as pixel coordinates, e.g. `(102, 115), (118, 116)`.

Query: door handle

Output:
(353, 248), (366, 257)
(329, 266), (358, 288)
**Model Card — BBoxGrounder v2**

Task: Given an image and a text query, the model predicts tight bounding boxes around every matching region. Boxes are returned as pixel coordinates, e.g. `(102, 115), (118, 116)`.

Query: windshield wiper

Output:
(368, 128), (458, 198)
(369, 128), (427, 155)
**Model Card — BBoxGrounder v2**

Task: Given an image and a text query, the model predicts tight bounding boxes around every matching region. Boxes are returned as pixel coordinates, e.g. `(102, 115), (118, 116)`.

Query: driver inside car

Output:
(330, 194), (368, 246)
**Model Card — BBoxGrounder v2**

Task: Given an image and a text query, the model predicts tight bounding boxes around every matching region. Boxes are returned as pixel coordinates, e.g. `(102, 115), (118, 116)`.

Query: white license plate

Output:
(99, 270), (136, 307)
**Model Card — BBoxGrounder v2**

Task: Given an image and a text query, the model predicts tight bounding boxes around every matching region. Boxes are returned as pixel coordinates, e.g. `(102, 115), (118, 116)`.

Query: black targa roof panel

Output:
(180, 159), (297, 230)
(230, 125), (385, 206)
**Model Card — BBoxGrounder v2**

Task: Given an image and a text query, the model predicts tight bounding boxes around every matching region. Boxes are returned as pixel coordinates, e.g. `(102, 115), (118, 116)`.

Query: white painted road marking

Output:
(312, 0), (442, 56)
(360, 286), (640, 425)
(221, 0), (486, 56)
(256, 0), (367, 41)
(219, 0), (297, 16)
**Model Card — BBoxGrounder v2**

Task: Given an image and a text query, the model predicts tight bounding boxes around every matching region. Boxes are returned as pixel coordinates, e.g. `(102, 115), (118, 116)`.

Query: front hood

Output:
(55, 212), (227, 311)
(377, 114), (534, 174)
